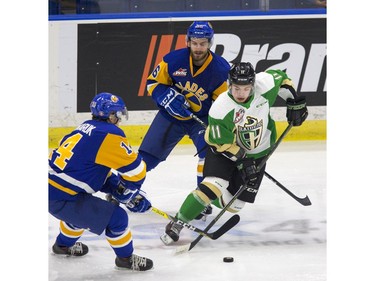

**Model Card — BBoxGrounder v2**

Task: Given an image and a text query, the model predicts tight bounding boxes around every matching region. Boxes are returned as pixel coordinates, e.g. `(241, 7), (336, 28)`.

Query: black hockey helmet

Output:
(229, 62), (256, 86)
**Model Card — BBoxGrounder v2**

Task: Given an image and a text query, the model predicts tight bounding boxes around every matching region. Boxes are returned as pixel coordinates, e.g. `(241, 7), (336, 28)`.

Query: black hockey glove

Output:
(236, 158), (258, 185)
(286, 96), (308, 126)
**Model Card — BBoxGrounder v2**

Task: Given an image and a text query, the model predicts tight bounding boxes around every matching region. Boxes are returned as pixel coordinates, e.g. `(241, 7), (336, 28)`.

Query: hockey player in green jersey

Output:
(160, 62), (308, 245)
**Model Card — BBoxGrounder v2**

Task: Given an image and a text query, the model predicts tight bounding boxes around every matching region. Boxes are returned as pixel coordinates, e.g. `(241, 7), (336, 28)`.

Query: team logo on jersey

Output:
(175, 82), (205, 112)
(173, 68), (187, 77)
(234, 108), (245, 123)
(236, 116), (263, 150)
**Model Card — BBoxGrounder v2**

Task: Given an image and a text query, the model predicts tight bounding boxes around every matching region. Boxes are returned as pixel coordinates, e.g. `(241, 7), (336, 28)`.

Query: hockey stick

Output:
(190, 113), (207, 128)
(175, 182), (250, 254)
(264, 171), (312, 206)
(106, 192), (240, 240)
(176, 119), (294, 253)
(151, 206), (240, 240)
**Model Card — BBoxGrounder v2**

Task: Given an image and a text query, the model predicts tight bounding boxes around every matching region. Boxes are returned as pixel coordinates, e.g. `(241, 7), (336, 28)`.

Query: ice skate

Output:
(160, 221), (183, 245)
(52, 241), (89, 257)
(194, 205), (213, 221)
(115, 254), (153, 271)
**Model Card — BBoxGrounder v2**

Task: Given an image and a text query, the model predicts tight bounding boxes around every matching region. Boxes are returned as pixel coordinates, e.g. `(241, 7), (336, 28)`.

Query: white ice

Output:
(48, 141), (326, 281)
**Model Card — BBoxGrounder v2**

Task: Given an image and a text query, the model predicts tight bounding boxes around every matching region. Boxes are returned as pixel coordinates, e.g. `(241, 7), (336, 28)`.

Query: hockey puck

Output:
(223, 257), (234, 263)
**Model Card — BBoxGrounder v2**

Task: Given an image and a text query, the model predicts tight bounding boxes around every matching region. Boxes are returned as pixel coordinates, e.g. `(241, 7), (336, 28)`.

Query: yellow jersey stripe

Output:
(60, 221), (84, 237)
(49, 178), (78, 195)
(106, 229), (132, 248)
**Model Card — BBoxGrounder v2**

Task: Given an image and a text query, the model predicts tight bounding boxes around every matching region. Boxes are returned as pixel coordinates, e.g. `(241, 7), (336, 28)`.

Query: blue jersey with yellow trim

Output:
(49, 119), (146, 200)
(147, 48), (230, 122)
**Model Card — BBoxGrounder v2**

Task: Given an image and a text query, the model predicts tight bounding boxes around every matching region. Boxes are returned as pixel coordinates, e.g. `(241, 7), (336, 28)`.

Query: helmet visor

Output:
(115, 108), (128, 121)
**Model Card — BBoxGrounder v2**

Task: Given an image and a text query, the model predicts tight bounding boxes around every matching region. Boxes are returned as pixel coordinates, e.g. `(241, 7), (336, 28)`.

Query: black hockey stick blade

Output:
(175, 214), (240, 254)
(210, 214), (240, 239)
(299, 196), (312, 206)
(264, 171), (312, 206)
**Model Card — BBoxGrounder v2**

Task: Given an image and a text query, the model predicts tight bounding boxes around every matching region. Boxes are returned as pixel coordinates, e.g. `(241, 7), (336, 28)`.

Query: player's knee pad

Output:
(106, 205), (129, 236)
(199, 177), (229, 200)
(219, 189), (246, 213)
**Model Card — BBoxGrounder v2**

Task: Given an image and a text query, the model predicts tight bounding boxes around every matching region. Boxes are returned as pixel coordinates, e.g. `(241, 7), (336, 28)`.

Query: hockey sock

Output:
(211, 198), (224, 209)
(105, 206), (134, 258)
(177, 192), (207, 222)
(196, 157), (204, 186)
(56, 221), (84, 247)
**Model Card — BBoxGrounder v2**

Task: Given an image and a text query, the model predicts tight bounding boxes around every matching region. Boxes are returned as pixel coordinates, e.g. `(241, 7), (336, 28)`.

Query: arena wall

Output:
(49, 13), (326, 148)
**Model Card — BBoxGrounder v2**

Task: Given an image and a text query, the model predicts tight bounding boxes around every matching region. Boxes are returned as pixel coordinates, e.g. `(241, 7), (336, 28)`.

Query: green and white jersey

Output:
(206, 69), (294, 159)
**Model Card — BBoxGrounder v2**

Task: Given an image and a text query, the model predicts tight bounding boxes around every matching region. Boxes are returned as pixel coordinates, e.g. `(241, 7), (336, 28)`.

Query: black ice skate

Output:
(115, 254), (153, 271)
(52, 241), (89, 257)
(194, 205), (213, 221)
(160, 221), (183, 245)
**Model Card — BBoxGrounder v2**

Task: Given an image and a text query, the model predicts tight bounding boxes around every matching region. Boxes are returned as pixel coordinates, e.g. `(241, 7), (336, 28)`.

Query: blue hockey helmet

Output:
(186, 21), (214, 44)
(90, 92), (128, 121)
(229, 62), (256, 86)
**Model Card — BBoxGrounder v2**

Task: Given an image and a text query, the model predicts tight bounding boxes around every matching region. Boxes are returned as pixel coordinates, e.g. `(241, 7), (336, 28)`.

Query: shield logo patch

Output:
(236, 116), (263, 150)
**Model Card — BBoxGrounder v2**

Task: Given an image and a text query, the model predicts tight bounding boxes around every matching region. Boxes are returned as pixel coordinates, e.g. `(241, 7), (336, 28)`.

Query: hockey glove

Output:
(156, 88), (191, 119)
(236, 158), (258, 185)
(105, 193), (120, 206)
(125, 190), (151, 213)
(210, 145), (245, 162)
(286, 97), (308, 126)
(111, 180), (140, 204)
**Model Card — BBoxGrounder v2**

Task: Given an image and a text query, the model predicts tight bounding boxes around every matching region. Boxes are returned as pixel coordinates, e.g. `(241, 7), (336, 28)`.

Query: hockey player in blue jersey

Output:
(49, 92), (153, 271)
(139, 21), (230, 219)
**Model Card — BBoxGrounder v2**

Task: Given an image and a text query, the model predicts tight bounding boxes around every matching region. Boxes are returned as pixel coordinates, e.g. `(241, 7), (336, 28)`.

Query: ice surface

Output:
(48, 141), (326, 281)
